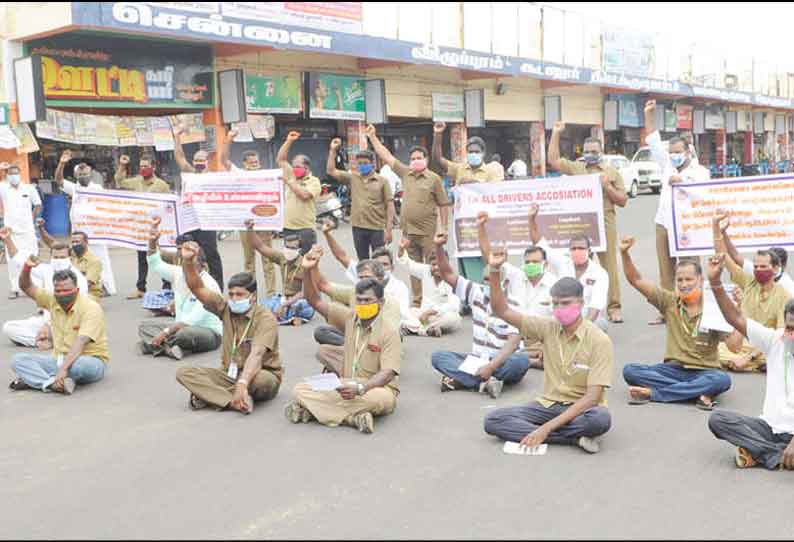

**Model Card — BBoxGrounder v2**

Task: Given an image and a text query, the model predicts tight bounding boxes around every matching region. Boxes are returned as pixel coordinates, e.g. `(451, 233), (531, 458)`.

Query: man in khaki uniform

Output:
(327, 138), (395, 261)
(484, 250), (613, 454)
(548, 121), (628, 324)
(279, 131), (322, 254)
(37, 222), (103, 301)
(10, 264), (108, 395)
(285, 250), (401, 434)
(175, 242), (281, 415)
(114, 154), (172, 300)
(366, 124), (450, 307)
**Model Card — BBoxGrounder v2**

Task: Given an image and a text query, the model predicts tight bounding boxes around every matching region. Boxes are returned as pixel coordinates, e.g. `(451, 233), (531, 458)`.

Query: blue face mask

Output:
(467, 153), (483, 167)
(583, 153), (601, 166)
(228, 296), (252, 314)
(670, 153), (687, 168)
(358, 164), (374, 176)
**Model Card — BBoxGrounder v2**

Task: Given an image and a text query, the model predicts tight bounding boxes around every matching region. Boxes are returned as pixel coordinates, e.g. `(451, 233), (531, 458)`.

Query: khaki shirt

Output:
(204, 294), (282, 382)
(559, 159), (625, 214)
(114, 170), (170, 193)
(392, 162), (449, 236)
(328, 283), (401, 323)
(34, 290), (110, 363)
(326, 302), (401, 393)
(284, 173), (322, 230)
(337, 171), (392, 230)
(262, 249), (305, 297)
(72, 251), (103, 301)
(520, 316), (612, 407)
(647, 287), (721, 369)
(446, 161), (501, 186)
(731, 268), (790, 329)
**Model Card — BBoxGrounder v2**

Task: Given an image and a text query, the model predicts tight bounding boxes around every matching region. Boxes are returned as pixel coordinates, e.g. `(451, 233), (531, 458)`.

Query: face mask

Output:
(71, 244), (86, 257)
(670, 153), (687, 168)
(410, 159), (427, 173)
(754, 269), (776, 284)
(77, 175), (91, 187)
(782, 329), (794, 343)
(244, 163), (259, 171)
(553, 303), (582, 326)
(283, 248), (300, 262)
(55, 289), (79, 309)
(194, 163), (207, 173)
(583, 153), (601, 166)
(355, 302), (380, 320)
(292, 166), (306, 179)
(8, 174), (20, 186)
(228, 296), (252, 314)
(571, 250), (589, 266)
(139, 166), (153, 179)
(51, 258), (71, 272)
(775, 269), (785, 282)
(467, 153), (483, 167)
(358, 164), (374, 176)
(523, 262), (544, 279)
(678, 288), (702, 304)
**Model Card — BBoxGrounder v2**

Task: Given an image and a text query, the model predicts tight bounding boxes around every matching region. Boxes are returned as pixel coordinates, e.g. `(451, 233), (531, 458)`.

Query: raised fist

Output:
(433, 121), (446, 134)
(476, 211), (489, 227)
(619, 236), (635, 253)
(287, 131), (301, 142)
(59, 150), (73, 164)
(119, 155), (130, 165)
(330, 138), (342, 151)
(644, 100), (656, 115)
(244, 219), (255, 231)
(552, 122), (565, 133)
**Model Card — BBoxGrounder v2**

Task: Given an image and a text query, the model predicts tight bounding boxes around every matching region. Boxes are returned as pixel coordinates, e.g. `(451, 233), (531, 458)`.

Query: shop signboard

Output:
(616, 95), (641, 128)
(307, 73), (365, 121)
(431, 93), (465, 123)
(601, 25), (656, 77)
(705, 107), (725, 130)
(246, 74), (302, 114)
(664, 109), (677, 132)
(676, 105), (693, 130)
(27, 34), (213, 109)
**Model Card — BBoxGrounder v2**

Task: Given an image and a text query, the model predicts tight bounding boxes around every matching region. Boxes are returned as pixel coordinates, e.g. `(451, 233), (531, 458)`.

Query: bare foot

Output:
(628, 386), (652, 401)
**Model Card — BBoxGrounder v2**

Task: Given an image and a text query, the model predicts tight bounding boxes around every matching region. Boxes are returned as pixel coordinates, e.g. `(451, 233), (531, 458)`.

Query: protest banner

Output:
(669, 173), (794, 256)
(452, 175), (605, 257)
(181, 169), (284, 231)
(70, 189), (193, 251)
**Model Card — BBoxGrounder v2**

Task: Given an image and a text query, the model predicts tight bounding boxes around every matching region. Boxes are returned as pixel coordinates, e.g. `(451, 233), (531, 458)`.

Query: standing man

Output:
(366, 124), (450, 307)
(277, 131), (322, 254)
(0, 164), (41, 299)
(643, 100), (710, 325)
(114, 154), (171, 300)
(548, 122), (628, 324)
(507, 154), (528, 179)
(326, 138), (394, 261)
(487, 153), (505, 181)
(173, 126), (224, 290)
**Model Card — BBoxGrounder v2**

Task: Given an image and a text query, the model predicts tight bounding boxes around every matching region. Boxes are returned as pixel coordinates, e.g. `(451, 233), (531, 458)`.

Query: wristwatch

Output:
(356, 382), (365, 396)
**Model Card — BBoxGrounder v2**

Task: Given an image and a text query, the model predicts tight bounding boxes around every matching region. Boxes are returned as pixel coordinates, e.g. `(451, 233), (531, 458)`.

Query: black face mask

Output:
(194, 163), (207, 172)
(55, 291), (78, 308)
(71, 244), (86, 257)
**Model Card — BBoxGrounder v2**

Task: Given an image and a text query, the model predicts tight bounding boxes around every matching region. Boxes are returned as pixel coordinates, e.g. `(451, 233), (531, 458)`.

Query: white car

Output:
(627, 144), (669, 197)
(600, 155), (640, 198)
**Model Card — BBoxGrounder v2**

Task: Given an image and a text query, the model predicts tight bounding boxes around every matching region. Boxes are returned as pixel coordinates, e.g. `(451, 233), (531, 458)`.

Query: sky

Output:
(541, 2), (794, 70)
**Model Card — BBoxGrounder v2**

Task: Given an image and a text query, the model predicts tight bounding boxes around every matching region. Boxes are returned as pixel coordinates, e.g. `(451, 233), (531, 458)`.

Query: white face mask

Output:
(8, 174), (21, 186)
(282, 248), (300, 262)
(51, 258), (71, 272)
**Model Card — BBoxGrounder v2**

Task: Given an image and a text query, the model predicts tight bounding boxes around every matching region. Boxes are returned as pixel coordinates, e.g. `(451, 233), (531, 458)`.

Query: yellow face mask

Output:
(355, 303), (380, 320)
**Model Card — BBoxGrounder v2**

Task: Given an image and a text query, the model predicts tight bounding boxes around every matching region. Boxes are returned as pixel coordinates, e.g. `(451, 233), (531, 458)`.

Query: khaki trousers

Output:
(655, 224), (676, 292)
(241, 232), (277, 297)
(175, 367), (280, 409)
(293, 382), (397, 426)
(719, 340), (766, 372)
(597, 211), (621, 312)
(404, 233), (436, 308)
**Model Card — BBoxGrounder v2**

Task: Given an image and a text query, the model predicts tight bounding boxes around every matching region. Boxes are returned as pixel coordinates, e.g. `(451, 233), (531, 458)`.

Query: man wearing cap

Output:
(0, 164), (41, 299)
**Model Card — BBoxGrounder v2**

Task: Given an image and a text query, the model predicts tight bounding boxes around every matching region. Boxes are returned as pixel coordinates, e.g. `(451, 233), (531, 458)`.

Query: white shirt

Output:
(455, 276), (519, 361)
(743, 260), (794, 297)
(12, 252), (88, 293)
(380, 165), (402, 195)
(541, 239), (609, 315)
(646, 130), (711, 229)
(747, 319), (794, 434)
(397, 252), (461, 314)
(0, 183), (41, 233)
(345, 261), (412, 322)
(507, 159), (528, 178)
(501, 262), (557, 318)
(61, 179), (104, 196)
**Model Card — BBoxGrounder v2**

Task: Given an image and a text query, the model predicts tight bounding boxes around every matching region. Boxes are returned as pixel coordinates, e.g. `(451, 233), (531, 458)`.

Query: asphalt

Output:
(1, 193), (793, 539)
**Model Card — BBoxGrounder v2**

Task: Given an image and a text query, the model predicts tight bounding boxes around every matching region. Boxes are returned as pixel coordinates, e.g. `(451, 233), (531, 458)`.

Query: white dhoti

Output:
(402, 308), (462, 336)
(7, 231), (38, 292)
(2, 312), (49, 347)
(92, 244), (117, 295)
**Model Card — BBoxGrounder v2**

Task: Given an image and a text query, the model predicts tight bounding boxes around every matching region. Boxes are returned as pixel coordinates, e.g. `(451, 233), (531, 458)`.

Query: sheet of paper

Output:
(458, 354), (489, 376)
(699, 286), (734, 333)
(304, 373), (342, 392)
(503, 441), (548, 456)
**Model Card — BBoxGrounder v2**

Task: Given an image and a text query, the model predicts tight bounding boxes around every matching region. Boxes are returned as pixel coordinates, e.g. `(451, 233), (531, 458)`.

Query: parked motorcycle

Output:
(316, 183), (346, 228)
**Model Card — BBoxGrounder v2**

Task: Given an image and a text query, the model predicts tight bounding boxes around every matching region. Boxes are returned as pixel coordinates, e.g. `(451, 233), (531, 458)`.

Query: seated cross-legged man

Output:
(175, 242), (281, 415)
(9, 262), (109, 395)
(483, 249), (613, 454)
(429, 232), (529, 399)
(137, 218), (222, 360)
(244, 220), (314, 326)
(286, 248), (401, 434)
(705, 254), (794, 471)
(396, 237), (462, 337)
(620, 236), (731, 410)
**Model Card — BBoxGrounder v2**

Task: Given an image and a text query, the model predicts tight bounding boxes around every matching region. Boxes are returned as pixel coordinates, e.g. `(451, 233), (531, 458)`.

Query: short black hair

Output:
(356, 259), (385, 280)
(583, 137), (602, 149)
(669, 136), (687, 149)
(771, 247), (788, 269)
(71, 231), (88, 243)
(293, 154), (312, 170)
(550, 277), (583, 299)
(467, 137), (486, 153)
(355, 277), (384, 300)
(242, 150), (260, 162)
(53, 269), (78, 287)
(283, 233), (301, 247)
(355, 150), (376, 162)
(409, 146), (428, 159)
(784, 299), (794, 321)
(371, 247), (393, 266)
(175, 233), (195, 246)
(756, 249), (781, 268)
(569, 235), (592, 249)
(491, 153), (502, 162)
(676, 259), (702, 276)
(524, 245), (547, 260)
(228, 272), (257, 293)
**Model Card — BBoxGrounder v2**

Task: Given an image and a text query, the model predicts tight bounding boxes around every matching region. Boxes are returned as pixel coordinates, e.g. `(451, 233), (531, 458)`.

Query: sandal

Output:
(696, 397), (717, 411)
(189, 394), (208, 411)
(735, 447), (757, 469)
(9, 378), (31, 391)
(648, 315), (666, 326)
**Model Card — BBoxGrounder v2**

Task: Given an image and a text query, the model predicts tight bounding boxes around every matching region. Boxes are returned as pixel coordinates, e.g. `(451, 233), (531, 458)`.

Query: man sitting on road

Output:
(9, 263), (109, 395)
(38, 222), (103, 302)
(176, 243), (282, 415)
(484, 249), (613, 454)
(620, 236), (731, 410)
(706, 254), (794, 471)
(396, 237), (462, 337)
(713, 212), (792, 372)
(244, 219), (314, 326)
(137, 219), (222, 361)
(430, 232), (529, 399)
(1, 226), (87, 349)
(528, 204), (609, 331)
(285, 248), (401, 434)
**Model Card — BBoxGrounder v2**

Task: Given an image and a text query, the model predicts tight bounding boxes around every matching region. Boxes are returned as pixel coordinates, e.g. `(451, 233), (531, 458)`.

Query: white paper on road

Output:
(699, 286), (735, 333)
(304, 373), (342, 391)
(503, 442), (548, 456)
(458, 355), (490, 376)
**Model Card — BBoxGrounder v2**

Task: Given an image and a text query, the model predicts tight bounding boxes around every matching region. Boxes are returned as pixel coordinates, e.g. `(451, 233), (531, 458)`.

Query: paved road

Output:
(1, 193), (792, 539)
